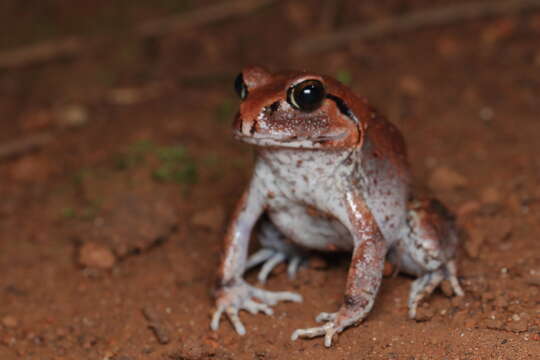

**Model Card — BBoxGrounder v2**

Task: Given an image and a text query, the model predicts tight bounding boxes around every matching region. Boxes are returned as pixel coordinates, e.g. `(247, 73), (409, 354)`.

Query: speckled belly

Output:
(267, 202), (354, 251)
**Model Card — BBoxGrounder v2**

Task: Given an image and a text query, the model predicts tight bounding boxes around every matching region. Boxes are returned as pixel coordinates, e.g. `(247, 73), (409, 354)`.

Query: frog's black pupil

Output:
(290, 80), (325, 112)
(234, 73), (247, 100)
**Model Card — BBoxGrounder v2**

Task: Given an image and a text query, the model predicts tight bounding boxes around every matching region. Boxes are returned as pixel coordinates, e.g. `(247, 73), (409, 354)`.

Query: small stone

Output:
(2, 315), (18, 328)
(191, 206), (225, 232)
(456, 201), (480, 219)
(308, 256), (329, 270)
(78, 242), (116, 269)
(464, 318), (477, 329)
(479, 107), (495, 122)
(481, 292), (496, 302)
(451, 296), (465, 308)
(485, 318), (504, 330)
(436, 36), (460, 58)
(415, 307), (435, 322)
(481, 19), (516, 46)
(452, 310), (468, 325)
(494, 296), (509, 308)
(440, 280), (454, 297)
(56, 104), (88, 128)
(399, 75), (424, 96)
(10, 156), (55, 182)
(19, 109), (53, 131)
(507, 319), (528, 333)
(481, 186), (501, 204)
(464, 227), (484, 259)
(429, 167), (468, 192)
(108, 88), (143, 105)
(383, 261), (394, 277)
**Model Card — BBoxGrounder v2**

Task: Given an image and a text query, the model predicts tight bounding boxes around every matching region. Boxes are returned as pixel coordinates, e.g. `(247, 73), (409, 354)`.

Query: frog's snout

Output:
(233, 112), (243, 133)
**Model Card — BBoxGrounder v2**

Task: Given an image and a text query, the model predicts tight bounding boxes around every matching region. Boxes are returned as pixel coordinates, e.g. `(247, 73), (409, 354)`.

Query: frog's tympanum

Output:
(210, 66), (464, 347)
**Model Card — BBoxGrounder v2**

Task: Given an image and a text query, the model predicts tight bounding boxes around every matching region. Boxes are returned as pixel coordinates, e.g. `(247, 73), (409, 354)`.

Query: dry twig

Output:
(293, 0), (540, 54)
(0, 37), (83, 69)
(0, 132), (54, 160)
(138, 0), (278, 37)
(0, 0), (278, 69)
(141, 306), (171, 345)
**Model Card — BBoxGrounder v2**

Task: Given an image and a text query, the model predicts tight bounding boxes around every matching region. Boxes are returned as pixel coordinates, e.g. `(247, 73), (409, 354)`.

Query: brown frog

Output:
(210, 66), (464, 347)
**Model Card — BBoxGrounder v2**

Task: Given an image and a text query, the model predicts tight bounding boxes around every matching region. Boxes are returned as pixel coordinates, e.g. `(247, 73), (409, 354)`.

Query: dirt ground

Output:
(1, 1), (539, 359)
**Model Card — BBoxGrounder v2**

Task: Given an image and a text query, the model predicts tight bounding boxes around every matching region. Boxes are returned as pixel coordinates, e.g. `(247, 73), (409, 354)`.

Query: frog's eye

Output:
(234, 73), (248, 100)
(287, 79), (326, 112)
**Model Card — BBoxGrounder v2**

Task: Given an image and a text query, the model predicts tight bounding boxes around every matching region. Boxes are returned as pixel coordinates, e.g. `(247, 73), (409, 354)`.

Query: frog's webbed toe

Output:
(246, 219), (308, 283)
(211, 280), (302, 335)
(245, 248), (306, 283)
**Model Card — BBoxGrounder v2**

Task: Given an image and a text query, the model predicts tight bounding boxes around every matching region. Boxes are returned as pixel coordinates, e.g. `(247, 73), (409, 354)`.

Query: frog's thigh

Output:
(392, 198), (464, 318)
(394, 198), (458, 273)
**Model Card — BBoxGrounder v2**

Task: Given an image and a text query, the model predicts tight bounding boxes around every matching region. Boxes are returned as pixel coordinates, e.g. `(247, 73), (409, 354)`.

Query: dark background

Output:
(0, 1), (539, 359)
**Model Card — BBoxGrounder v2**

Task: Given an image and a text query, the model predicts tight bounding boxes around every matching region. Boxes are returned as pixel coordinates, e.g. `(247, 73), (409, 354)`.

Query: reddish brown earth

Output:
(1, 1), (539, 359)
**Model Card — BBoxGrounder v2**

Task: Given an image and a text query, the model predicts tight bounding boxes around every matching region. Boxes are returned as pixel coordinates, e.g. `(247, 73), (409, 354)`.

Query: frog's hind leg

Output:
(391, 198), (464, 319)
(407, 262), (463, 319)
(245, 217), (307, 283)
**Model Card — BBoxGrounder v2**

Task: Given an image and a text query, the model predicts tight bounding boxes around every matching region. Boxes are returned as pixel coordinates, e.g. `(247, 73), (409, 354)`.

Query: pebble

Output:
(191, 206), (225, 232)
(399, 75), (424, 96)
(1, 315), (18, 328)
(440, 280), (454, 297)
(464, 227), (484, 259)
(9, 156), (55, 182)
(429, 166), (468, 191)
(464, 318), (477, 329)
(78, 242), (116, 269)
(383, 261), (394, 277)
(507, 319), (529, 333)
(456, 200), (480, 219)
(56, 104), (88, 128)
(494, 296), (509, 308)
(481, 186), (501, 204)
(415, 307), (435, 322)
(485, 318), (504, 330)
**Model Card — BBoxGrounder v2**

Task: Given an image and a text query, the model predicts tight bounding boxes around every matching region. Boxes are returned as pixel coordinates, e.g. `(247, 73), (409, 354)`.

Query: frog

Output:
(210, 66), (464, 347)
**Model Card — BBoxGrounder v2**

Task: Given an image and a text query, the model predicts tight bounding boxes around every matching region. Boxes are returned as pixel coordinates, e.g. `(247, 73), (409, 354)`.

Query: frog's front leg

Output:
(291, 192), (386, 347)
(211, 182), (302, 335)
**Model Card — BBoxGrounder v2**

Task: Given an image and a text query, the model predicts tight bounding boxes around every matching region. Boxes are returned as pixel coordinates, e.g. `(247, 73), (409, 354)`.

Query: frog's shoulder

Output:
(361, 105), (410, 178)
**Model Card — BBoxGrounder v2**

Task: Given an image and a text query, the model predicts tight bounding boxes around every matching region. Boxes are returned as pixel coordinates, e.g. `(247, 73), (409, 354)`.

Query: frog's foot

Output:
(408, 261), (464, 319)
(245, 248), (306, 284)
(211, 280), (302, 335)
(291, 311), (354, 347)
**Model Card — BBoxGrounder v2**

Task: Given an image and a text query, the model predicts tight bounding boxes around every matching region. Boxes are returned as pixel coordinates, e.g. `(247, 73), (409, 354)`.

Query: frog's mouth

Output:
(233, 129), (348, 148)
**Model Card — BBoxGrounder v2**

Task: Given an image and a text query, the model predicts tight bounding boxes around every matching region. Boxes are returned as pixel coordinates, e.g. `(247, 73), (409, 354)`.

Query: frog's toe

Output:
(243, 299), (274, 316)
(291, 322), (339, 347)
(287, 255), (303, 279)
(251, 286), (303, 305)
(446, 260), (464, 297)
(245, 248), (275, 270)
(408, 270), (444, 319)
(226, 306), (246, 335)
(246, 248), (307, 283)
(212, 281), (301, 336)
(258, 252), (287, 283)
(315, 312), (337, 322)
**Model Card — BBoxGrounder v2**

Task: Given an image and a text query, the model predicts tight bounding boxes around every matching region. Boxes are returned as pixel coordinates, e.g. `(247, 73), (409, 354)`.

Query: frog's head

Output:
(232, 66), (368, 150)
